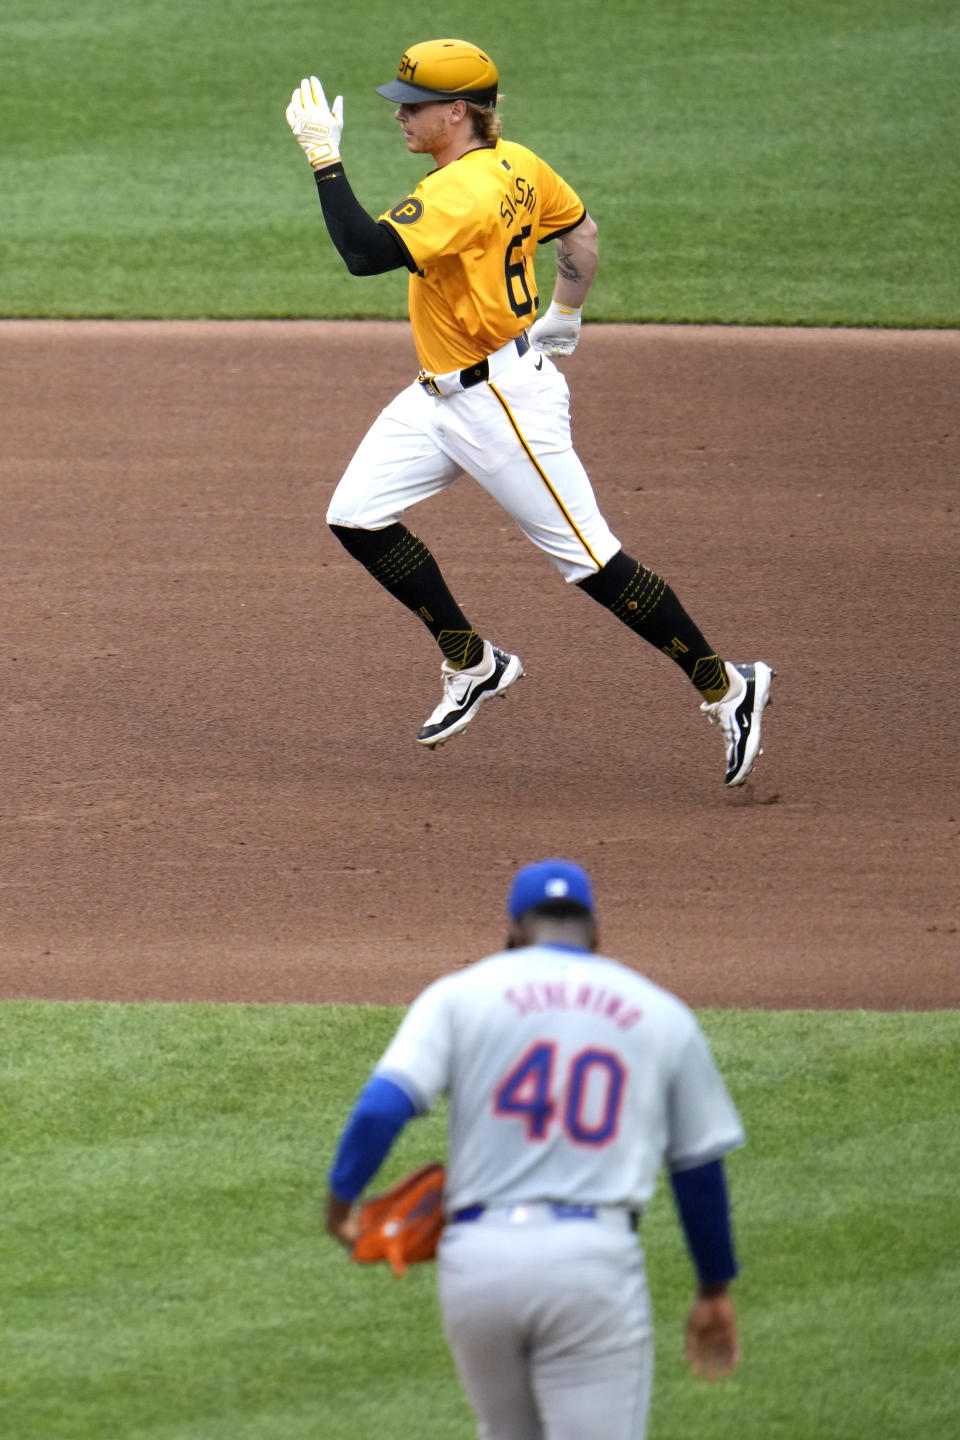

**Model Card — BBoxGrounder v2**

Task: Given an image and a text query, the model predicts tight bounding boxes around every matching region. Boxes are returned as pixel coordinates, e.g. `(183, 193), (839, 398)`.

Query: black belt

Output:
(423, 332), (530, 394)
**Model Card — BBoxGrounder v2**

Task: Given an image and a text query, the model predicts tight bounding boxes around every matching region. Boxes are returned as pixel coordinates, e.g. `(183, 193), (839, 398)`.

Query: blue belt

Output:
(452, 1202), (602, 1223)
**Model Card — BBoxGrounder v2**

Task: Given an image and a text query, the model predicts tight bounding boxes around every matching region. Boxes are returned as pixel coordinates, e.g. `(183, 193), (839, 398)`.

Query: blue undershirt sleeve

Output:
(669, 1158), (739, 1287)
(328, 1075), (416, 1202)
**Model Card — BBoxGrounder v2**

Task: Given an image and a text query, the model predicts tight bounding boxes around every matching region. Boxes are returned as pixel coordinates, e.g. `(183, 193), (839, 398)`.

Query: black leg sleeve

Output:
(330, 523), (486, 670)
(577, 550), (728, 698)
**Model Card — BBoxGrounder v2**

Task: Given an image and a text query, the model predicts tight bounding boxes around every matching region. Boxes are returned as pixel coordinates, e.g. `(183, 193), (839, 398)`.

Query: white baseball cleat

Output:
(418, 641), (524, 747)
(701, 661), (774, 786)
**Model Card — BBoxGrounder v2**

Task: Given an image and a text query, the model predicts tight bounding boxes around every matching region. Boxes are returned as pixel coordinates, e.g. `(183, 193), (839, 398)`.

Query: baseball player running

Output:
(325, 858), (744, 1440)
(285, 40), (773, 785)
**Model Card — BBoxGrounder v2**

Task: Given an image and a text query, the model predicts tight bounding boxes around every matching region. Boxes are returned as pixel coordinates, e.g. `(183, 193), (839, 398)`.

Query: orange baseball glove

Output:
(351, 1162), (446, 1278)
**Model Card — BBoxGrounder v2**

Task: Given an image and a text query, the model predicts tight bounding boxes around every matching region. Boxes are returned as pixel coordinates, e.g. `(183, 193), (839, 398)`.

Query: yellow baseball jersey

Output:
(380, 140), (586, 374)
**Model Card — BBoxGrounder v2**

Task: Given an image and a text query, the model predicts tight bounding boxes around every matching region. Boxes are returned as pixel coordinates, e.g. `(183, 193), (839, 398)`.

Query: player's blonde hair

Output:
(466, 100), (503, 143)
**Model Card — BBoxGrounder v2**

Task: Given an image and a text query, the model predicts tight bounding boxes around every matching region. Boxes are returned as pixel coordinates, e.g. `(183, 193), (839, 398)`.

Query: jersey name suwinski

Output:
(380, 140), (585, 373)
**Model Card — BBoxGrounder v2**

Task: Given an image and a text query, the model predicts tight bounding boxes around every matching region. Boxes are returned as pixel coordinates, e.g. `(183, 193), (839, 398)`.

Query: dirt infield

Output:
(2, 320), (957, 1008)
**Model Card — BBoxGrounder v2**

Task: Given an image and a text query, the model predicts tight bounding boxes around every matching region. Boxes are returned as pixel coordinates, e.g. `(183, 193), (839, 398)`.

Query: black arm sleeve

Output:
(313, 164), (416, 276)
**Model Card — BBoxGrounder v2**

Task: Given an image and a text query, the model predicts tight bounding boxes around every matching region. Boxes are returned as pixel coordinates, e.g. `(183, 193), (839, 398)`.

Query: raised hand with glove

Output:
(283, 72), (407, 275)
(286, 75), (343, 170)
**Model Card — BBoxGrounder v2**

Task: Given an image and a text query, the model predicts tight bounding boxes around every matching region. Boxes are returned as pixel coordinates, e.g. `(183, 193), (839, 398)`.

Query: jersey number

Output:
(493, 1043), (626, 1146)
(504, 226), (534, 318)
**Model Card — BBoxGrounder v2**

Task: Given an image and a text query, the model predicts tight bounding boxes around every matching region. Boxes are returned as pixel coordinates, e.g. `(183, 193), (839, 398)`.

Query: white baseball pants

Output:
(437, 1216), (653, 1440)
(326, 343), (620, 584)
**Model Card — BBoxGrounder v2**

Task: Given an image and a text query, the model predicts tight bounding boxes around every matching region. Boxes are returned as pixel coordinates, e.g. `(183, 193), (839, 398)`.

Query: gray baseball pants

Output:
(437, 1211), (653, 1440)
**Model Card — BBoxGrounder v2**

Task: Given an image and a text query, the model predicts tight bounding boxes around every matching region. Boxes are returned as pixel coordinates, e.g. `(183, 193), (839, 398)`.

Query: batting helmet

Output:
(376, 39), (499, 109)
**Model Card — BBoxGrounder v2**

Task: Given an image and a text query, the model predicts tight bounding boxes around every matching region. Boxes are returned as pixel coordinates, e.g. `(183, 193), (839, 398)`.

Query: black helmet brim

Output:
(376, 78), (498, 108)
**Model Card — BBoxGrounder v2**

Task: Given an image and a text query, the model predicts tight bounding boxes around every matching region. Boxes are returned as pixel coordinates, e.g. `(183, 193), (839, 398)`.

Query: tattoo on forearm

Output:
(556, 241), (582, 283)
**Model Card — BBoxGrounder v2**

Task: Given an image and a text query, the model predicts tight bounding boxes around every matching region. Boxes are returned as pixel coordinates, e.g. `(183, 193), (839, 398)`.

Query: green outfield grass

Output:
(3, 1002), (958, 1439)
(1, 0), (957, 322)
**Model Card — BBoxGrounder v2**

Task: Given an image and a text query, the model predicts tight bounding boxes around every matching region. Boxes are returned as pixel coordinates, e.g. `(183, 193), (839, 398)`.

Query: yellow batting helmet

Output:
(376, 39), (499, 109)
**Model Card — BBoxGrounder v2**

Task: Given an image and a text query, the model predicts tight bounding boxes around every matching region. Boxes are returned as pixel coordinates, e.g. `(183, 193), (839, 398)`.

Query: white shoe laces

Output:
(442, 667), (475, 704)
(441, 648), (494, 704)
(700, 668), (746, 745)
(425, 656), (492, 721)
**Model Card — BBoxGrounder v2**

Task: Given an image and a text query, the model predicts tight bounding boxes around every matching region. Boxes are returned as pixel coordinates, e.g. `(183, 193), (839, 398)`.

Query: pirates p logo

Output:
(389, 197), (424, 225)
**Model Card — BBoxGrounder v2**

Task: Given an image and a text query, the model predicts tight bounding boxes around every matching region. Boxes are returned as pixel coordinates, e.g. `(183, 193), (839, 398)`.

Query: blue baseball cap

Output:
(507, 859), (595, 921)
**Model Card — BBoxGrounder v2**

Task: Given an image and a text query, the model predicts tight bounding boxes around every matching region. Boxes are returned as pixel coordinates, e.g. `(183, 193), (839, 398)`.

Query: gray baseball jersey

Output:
(376, 943), (744, 1214)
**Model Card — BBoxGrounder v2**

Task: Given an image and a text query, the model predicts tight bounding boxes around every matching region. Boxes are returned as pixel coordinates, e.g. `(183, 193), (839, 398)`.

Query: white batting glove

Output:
(286, 76), (344, 170)
(528, 300), (583, 355)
